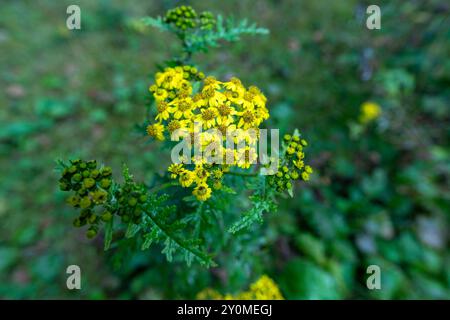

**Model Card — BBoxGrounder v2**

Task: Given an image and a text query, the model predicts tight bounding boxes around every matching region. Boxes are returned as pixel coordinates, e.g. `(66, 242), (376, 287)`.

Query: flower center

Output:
(242, 111), (254, 123)
(203, 88), (215, 99)
(178, 101), (190, 112)
(202, 109), (216, 121)
(244, 92), (254, 102)
(168, 120), (181, 133)
(157, 102), (168, 113)
(217, 104), (231, 116)
(204, 76), (217, 86)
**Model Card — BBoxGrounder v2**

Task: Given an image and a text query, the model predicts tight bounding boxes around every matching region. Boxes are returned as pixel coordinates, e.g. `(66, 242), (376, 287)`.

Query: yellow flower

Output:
(236, 90), (255, 110)
(193, 183), (212, 201)
(146, 123), (165, 141)
(155, 101), (171, 121)
(169, 98), (194, 119)
(196, 107), (218, 129)
(247, 275), (284, 300)
(237, 110), (256, 129)
(248, 86), (267, 108)
(154, 88), (168, 101)
(360, 101), (381, 124)
(196, 275), (284, 300)
(236, 146), (258, 169)
(179, 169), (194, 187)
(212, 168), (223, 179)
(202, 87), (226, 107)
(203, 76), (222, 90)
(301, 171), (310, 181)
(156, 68), (184, 90)
(293, 159), (304, 170)
(216, 101), (236, 126)
(167, 119), (189, 134)
(223, 77), (245, 94)
(168, 164), (184, 179)
(193, 164), (210, 183)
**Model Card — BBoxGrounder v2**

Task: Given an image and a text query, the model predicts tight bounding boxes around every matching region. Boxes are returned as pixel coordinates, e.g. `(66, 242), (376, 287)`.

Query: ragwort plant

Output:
(57, 6), (314, 269)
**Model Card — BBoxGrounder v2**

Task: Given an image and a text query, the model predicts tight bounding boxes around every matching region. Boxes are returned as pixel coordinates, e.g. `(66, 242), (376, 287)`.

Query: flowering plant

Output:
(57, 6), (313, 269)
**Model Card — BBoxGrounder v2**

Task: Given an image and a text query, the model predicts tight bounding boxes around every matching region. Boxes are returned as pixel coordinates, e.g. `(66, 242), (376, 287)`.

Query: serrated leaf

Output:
(125, 222), (140, 238)
(228, 196), (276, 234)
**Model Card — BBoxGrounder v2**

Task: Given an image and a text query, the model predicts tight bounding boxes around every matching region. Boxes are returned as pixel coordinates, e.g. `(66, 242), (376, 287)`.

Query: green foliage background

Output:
(0, 0), (448, 299)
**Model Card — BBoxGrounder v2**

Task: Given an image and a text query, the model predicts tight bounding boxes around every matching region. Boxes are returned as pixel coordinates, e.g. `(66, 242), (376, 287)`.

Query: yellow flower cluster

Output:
(196, 275), (284, 300)
(359, 101), (381, 124)
(268, 132), (313, 193)
(147, 66), (270, 201)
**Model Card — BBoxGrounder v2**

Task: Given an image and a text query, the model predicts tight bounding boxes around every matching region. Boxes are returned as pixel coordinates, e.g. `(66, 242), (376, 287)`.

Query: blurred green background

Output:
(0, 0), (448, 299)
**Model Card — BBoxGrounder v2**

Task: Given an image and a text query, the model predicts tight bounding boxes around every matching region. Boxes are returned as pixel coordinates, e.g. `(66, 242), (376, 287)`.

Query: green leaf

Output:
(125, 221), (140, 238)
(141, 228), (158, 250)
(228, 195), (276, 234)
(279, 259), (341, 299)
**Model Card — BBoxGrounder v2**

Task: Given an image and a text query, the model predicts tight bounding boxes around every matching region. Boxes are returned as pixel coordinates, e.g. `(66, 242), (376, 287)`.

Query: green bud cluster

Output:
(114, 180), (148, 224)
(59, 159), (113, 238)
(164, 6), (216, 32)
(268, 132), (313, 193)
(199, 11), (216, 30)
(182, 65), (205, 81)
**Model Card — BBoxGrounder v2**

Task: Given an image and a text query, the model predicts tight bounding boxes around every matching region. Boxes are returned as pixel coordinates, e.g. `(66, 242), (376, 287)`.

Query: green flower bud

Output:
(128, 197), (137, 207)
(283, 134), (291, 141)
(101, 167), (112, 177)
(59, 182), (70, 191)
(87, 160), (97, 169)
(77, 188), (88, 196)
(100, 178), (111, 189)
(83, 178), (96, 189)
(92, 189), (107, 204)
(88, 214), (97, 224)
(68, 165), (77, 174)
(138, 194), (148, 203)
(73, 217), (83, 227)
(72, 173), (82, 182)
(80, 196), (92, 209)
(86, 228), (97, 239)
(101, 211), (112, 222)
(79, 162), (87, 169)
(66, 195), (80, 206)
(82, 170), (90, 178)
(90, 170), (100, 179)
